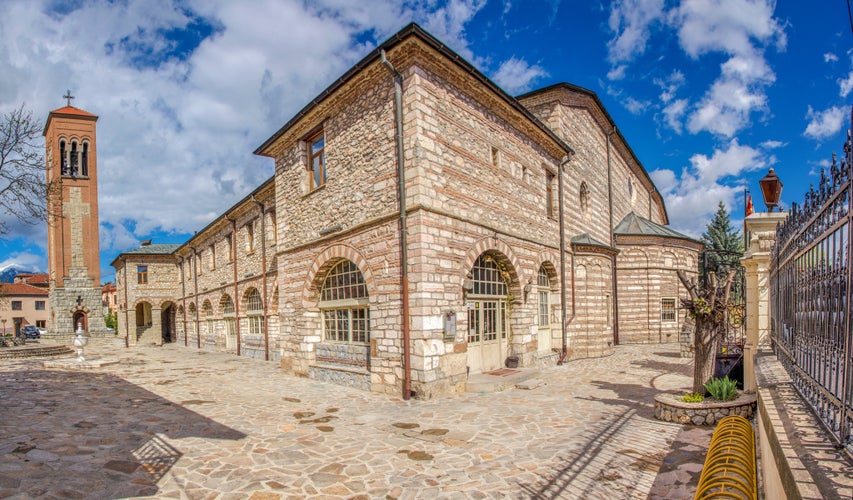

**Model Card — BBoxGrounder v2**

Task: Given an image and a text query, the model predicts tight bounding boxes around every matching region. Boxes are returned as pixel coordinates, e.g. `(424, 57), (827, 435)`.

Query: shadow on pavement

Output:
(0, 368), (245, 498)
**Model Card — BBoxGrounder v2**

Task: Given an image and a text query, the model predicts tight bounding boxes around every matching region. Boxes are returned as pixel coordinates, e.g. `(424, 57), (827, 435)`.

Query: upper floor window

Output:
(209, 244), (216, 270)
(59, 140), (67, 175)
(35, 301), (46, 311)
(580, 182), (590, 223)
(137, 265), (148, 285)
(490, 146), (501, 167)
(226, 233), (233, 262)
(11, 300), (22, 311)
(246, 222), (255, 253)
(60, 139), (90, 177)
(545, 171), (556, 218)
(308, 130), (326, 190)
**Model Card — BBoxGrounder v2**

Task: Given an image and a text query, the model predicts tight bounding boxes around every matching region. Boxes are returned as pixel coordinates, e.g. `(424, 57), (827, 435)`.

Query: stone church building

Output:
(110, 24), (701, 398)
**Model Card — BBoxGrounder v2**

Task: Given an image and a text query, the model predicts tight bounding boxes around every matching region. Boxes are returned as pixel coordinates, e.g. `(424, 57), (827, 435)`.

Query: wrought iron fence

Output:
(770, 118), (853, 456)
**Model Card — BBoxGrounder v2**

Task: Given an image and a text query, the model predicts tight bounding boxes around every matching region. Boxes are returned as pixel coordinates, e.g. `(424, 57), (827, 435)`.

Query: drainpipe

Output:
(190, 246), (200, 348)
(558, 153), (572, 365)
(122, 257), (129, 348)
(607, 127), (620, 345)
(380, 49), (412, 400)
(179, 256), (187, 347)
(226, 216), (241, 357)
(251, 197), (270, 361)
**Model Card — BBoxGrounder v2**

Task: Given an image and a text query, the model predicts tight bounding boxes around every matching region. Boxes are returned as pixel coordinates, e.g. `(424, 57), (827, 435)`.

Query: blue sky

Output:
(0, 0), (850, 283)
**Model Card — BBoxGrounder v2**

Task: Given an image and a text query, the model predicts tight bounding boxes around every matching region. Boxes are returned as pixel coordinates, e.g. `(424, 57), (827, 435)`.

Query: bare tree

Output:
(677, 268), (738, 394)
(0, 104), (50, 237)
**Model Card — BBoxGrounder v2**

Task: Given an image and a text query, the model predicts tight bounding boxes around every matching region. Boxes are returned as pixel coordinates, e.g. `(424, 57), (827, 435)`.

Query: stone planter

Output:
(654, 391), (757, 426)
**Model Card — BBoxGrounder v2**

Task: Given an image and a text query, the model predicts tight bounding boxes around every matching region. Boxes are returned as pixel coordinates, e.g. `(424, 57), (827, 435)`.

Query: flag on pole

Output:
(745, 193), (754, 217)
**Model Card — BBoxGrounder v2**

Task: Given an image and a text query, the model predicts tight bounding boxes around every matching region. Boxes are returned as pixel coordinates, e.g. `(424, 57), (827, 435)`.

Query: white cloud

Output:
(0, 0), (488, 263)
(825, 52), (839, 63)
(804, 106), (846, 140)
(654, 70), (685, 103)
(606, 0), (665, 69)
(839, 72), (853, 98)
(669, 0), (784, 137)
(760, 140), (785, 149)
(623, 96), (650, 115)
(662, 98), (687, 133)
(491, 57), (548, 94)
(671, 0), (786, 59)
(651, 139), (771, 236)
(607, 64), (627, 81)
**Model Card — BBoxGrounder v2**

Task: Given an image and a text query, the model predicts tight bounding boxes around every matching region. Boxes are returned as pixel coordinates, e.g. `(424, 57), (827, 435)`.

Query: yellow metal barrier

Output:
(695, 415), (757, 499)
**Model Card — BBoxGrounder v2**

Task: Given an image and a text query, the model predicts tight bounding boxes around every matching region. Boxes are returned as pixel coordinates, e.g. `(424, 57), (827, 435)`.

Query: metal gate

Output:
(770, 115), (853, 457)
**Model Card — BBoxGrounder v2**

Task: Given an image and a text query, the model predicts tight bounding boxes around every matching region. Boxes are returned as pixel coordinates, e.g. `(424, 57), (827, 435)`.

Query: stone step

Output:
(0, 344), (74, 360)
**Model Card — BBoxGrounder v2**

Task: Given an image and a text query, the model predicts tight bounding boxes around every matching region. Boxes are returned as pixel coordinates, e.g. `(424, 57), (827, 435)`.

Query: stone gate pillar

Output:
(741, 212), (788, 392)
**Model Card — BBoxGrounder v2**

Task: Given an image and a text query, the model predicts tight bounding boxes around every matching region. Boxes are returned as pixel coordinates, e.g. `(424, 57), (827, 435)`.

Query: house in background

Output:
(111, 24), (701, 399)
(0, 273), (49, 335)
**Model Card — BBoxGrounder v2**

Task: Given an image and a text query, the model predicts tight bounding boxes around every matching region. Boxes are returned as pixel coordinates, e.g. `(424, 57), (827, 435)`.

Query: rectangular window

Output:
(323, 308), (369, 344)
(137, 265), (148, 285)
(36, 320), (46, 328)
(538, 290), (549, 326)
(661, 298), (677, 323)
(226, 234), (233, 262)
(209, 244), (215, 270)
(11, 301), (22, 311)
(35, 301), (45, 311)
(308, 130), (326, 190)
(246, 223), (255, 253)
(546, 171), (555, 218)
(490, 146), (500, 167)
(248, 315), (264, 336)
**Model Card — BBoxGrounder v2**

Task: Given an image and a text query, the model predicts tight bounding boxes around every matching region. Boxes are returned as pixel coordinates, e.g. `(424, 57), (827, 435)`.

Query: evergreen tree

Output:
(700, 201), (743, 276)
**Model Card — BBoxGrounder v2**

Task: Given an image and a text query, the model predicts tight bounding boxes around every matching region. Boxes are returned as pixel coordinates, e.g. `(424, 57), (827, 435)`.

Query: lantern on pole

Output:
(758, 168), (783, 212)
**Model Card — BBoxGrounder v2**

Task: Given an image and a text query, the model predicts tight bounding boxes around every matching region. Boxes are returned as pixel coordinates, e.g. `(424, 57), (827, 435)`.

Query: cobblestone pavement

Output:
(0, 342), (712, 499)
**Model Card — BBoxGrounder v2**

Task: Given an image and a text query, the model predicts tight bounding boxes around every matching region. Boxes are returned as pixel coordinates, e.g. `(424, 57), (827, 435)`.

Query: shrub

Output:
(682, 392), (705, 403)
(704, 375), (738, 401)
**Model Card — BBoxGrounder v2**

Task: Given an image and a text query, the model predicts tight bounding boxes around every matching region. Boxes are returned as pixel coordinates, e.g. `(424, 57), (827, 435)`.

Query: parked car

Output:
(21, 326), (40, 339)
(38, 328), (47, 336)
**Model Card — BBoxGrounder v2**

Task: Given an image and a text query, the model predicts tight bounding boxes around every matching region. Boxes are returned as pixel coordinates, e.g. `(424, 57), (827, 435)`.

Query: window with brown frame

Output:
(308, 130), (326, 190)
(661, 298), (677, 322)
(137, 265), (148, 285)
(490, 146), (500, 167)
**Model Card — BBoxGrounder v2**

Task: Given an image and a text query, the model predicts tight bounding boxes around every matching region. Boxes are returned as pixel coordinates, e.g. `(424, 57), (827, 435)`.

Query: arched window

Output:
(202, 300), (214, 337)
(245, 288), (263, 336)
(70, 141), (79, 176)
(320, 260), (369, 344)
(579, 182), (590, 223)
(81, 142), (89, 176)
(59, 139), (67, 175)
(220, 294), (236, 349)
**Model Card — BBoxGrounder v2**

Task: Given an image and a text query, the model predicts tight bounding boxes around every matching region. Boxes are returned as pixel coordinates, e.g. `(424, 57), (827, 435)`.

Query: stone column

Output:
(741, 212), (788, 392)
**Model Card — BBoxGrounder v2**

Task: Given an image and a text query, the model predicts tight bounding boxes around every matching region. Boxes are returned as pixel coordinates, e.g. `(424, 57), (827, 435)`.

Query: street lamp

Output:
(758, 168), (783, 212)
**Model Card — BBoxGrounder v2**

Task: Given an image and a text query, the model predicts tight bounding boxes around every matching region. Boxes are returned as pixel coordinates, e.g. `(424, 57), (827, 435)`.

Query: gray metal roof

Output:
(121, 243), (181, 255)
(570, 233), (612, 249)
(613, 212), (700, 243)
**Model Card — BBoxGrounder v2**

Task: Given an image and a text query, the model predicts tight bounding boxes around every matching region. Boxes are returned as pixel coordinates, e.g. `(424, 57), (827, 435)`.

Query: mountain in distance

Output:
(0, 264), (41, 283)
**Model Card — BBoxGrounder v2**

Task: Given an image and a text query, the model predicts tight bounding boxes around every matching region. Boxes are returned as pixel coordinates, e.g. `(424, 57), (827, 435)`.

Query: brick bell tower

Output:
(44, 92), (107, 335)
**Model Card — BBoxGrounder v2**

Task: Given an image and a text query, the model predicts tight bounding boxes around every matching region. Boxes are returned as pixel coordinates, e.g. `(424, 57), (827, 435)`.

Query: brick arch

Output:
(461, 237), (523, 298)
(535, 249), (561, 289)
(303, 244), (375, 307)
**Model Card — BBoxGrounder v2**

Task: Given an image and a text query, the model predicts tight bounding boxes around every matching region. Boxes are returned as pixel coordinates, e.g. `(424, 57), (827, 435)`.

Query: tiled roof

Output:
(15, 273), (48, 285)
(49, 105), (97, 117)
(122, 243), (182, 255)
(1, 282), (48, 296)
(614, 212), (701, 243)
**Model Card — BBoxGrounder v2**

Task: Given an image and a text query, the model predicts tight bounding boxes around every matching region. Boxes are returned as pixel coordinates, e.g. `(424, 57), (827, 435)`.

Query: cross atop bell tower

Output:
(43, 95), (107, 335)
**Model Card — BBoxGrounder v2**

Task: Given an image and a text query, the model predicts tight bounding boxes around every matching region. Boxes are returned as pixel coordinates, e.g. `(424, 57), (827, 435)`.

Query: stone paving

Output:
(0, 341), (712, 499)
